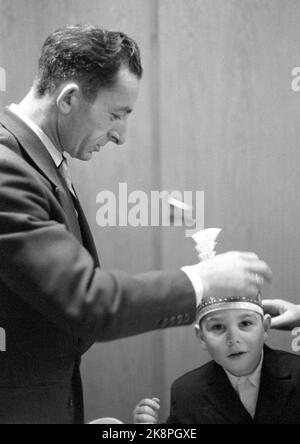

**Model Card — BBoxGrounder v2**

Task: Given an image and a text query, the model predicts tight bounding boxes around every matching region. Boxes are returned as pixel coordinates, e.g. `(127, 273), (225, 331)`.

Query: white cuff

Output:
(181, 266), (204, 307)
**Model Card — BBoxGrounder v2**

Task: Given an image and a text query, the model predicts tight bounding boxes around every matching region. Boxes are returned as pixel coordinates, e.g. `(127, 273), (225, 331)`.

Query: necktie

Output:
(58, 156), (79, 218)
(58, 156), (100, 267)
(58, 156), (76, 198)
(237, 377), (257, 418)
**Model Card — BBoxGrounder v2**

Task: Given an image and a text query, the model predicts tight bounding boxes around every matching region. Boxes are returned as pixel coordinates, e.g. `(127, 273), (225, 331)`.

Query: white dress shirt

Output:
(181, 265), (204, 306)
(225, 352), (264, 418)
(9, 103), (203, 308)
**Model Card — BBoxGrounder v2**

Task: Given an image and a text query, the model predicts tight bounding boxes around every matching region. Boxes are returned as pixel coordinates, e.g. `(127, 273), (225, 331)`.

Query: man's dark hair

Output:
(35, 24), (143, 102)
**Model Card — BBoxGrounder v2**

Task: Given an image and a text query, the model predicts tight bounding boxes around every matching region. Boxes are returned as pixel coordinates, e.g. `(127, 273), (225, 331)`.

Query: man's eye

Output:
(111, 113), (121, 120)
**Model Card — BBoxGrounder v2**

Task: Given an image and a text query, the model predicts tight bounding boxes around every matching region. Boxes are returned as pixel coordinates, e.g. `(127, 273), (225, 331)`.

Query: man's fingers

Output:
(238, 252), (260, 261)
(261, 299), (300, 330)
(230, 252), (272, 282)
(269, 311), (293, 330)
(262, 299), (283, 316)
(245, 261), (272, 283)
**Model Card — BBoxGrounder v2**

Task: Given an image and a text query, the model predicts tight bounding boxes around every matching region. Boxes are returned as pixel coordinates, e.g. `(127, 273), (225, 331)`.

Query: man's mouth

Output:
(90, 144), (102, 153)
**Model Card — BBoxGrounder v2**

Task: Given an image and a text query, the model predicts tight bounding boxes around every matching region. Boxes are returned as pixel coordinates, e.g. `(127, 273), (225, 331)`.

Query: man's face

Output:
(59, 67), (140, 160)
(197, 309), (270, 377)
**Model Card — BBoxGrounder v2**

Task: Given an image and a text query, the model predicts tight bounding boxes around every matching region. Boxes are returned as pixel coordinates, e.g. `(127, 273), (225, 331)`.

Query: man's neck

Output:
(18, 89), (62, 152)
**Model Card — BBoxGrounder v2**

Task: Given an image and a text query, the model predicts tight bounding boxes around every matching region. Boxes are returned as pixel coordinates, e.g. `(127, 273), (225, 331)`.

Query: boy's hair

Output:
(35, 24), (143, 102)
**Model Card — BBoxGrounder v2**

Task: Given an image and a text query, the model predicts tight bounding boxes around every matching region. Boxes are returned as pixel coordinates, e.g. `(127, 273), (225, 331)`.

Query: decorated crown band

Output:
(196, 294), (264, 323)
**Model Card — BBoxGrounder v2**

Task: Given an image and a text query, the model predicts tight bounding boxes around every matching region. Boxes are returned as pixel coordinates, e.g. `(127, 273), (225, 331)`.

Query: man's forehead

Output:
(108, 67), (140, 92)
(96, 68), (140, 107)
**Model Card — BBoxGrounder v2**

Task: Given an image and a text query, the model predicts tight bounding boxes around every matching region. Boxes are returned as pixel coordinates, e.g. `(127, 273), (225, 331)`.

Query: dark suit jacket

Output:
(0, 108), (196, 424)
(167, 346), (300, 424)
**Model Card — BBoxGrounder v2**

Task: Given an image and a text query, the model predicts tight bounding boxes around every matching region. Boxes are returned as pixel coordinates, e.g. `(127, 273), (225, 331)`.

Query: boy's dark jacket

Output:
(167, 346), (300, 424)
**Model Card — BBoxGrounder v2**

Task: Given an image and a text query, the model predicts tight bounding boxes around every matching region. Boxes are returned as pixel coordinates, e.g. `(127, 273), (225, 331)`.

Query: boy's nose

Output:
(226, 328), (240, 345)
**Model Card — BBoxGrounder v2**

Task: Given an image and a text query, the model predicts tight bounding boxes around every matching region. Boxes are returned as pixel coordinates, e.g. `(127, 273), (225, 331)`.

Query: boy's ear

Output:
(263, 314), (272, 341)
(194, 324), (208, 351)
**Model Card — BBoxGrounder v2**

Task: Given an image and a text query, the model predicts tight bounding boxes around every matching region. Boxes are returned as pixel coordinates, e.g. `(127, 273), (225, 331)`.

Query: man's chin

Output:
(76, 151), (94, 161)
(67, 148), (102, 161)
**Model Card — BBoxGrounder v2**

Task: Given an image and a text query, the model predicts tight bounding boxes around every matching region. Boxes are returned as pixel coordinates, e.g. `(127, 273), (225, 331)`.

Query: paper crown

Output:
(192, 228), (222, 261)
(192, 228), (264, 323)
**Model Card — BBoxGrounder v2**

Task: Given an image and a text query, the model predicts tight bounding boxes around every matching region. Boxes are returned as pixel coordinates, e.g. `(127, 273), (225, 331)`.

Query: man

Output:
(0, 25), (271, 424)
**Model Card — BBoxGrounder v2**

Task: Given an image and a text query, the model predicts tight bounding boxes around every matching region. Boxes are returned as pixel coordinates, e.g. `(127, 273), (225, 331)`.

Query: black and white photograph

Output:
(0, 0), (299, 426)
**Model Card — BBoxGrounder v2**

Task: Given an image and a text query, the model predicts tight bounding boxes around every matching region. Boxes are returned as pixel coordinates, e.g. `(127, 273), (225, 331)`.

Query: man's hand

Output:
(133, 398), (160, 424)
(262, 299), (300, 330)
(191, 251), (272, 300)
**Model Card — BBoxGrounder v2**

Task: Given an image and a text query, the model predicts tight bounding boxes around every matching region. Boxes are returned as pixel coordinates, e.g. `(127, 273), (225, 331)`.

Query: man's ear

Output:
(194, 324), (208, 351)
(263, 314), (272, 341)
(56, 83), (80, 114)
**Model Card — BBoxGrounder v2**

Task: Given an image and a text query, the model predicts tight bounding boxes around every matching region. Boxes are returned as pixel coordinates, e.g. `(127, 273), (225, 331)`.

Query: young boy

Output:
(134, 293), (300, 424)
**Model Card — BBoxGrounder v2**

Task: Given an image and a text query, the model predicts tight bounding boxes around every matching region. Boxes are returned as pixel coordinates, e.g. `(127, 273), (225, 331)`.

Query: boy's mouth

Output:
(228, 351), (247, 359)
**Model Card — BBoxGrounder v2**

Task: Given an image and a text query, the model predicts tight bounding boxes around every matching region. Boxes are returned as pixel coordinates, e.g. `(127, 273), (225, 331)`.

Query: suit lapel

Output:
(254, 346), (293, 424)
(71, 190), (100, 267)
(54, 187), (83, 243)
(0, 108), (67, 192)
(203, 363), (252, 424)
(0, 108), (86, 247)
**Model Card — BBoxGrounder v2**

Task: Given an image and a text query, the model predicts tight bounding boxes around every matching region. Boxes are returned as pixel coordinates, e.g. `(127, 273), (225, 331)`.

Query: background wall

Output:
(0, 0), (299, 423)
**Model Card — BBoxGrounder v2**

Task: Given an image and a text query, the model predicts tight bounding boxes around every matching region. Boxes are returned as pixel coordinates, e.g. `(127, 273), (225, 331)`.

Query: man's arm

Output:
(0, 149), (272, 342)
(0, 151), (197, 341)
(263, 299), (300, 330)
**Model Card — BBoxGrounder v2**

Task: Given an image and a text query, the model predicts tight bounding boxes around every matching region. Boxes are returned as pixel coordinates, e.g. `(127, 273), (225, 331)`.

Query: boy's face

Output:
(196, 309), (271, 377)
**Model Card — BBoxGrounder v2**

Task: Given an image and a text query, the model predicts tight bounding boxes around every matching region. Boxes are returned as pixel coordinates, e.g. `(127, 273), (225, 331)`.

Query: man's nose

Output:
(108, 124), (127, 146)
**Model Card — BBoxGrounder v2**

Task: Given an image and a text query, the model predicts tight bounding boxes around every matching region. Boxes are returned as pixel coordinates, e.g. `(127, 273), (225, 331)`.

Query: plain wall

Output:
(0, 0), (299, 423)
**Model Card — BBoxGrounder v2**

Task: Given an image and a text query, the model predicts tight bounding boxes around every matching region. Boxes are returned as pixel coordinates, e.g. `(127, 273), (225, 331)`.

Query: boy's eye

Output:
(211, 324), (225, 332)
(240, 320), (252, 328)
